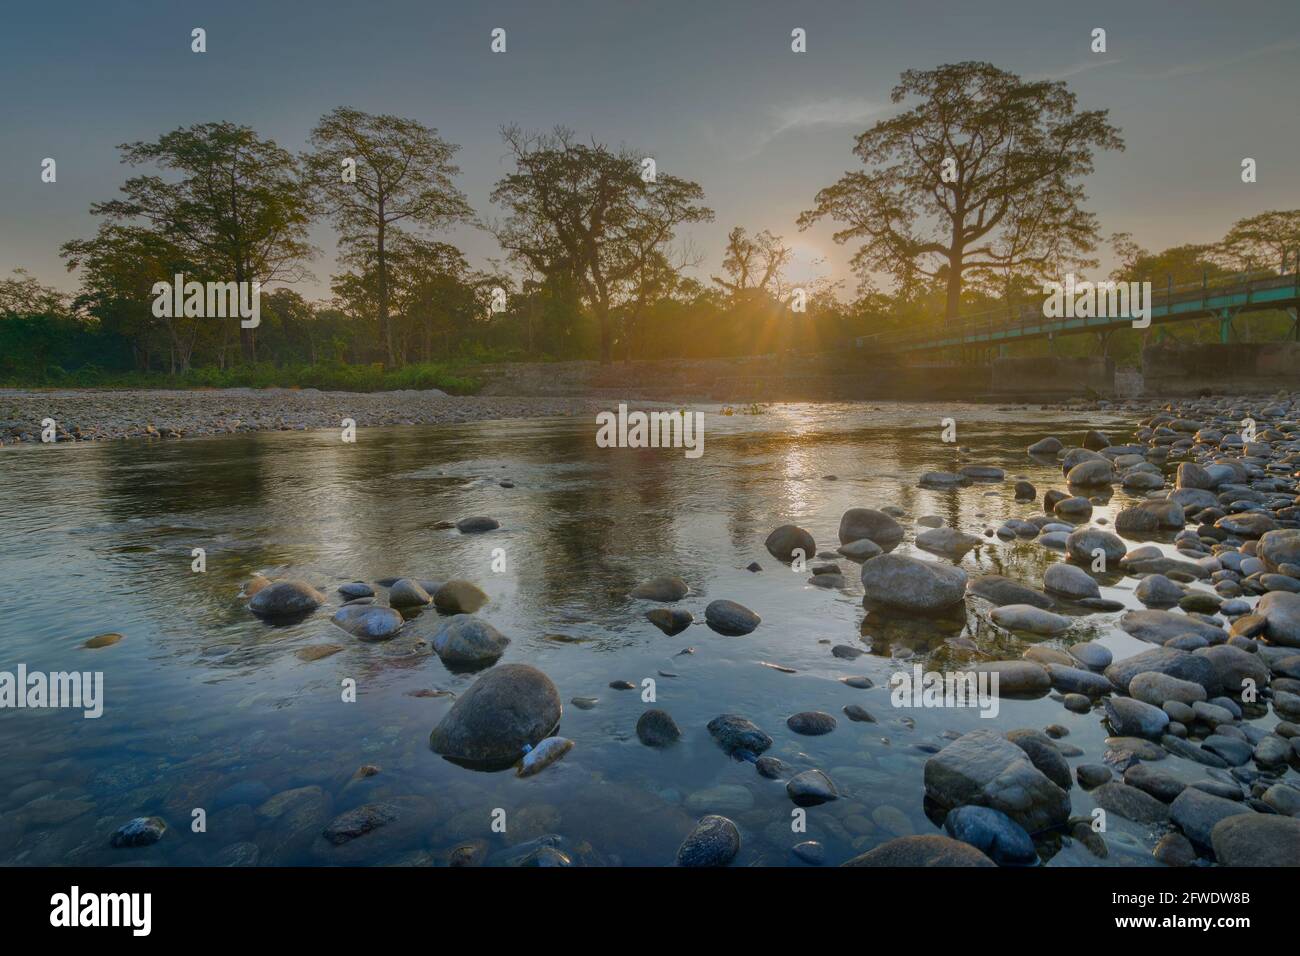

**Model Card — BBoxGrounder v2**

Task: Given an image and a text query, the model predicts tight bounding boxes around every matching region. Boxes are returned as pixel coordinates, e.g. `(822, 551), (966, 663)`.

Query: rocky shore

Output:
(0, 387), (628, 445)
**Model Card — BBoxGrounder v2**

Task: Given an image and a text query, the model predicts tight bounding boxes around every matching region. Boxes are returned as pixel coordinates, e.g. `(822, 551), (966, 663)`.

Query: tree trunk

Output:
(944, 255), (963, 324)
(377, 211), (393, 368)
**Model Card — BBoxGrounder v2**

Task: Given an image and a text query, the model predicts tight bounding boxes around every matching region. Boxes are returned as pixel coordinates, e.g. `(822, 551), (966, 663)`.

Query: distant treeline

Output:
(3, 62), (1298, 386)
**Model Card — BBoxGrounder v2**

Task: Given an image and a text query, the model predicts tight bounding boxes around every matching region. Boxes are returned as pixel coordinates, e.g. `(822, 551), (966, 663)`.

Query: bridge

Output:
(869, 270), (1300, 354)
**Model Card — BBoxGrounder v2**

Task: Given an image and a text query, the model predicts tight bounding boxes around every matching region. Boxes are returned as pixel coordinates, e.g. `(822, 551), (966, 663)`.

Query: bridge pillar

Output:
(1219, 309), (1234, 344)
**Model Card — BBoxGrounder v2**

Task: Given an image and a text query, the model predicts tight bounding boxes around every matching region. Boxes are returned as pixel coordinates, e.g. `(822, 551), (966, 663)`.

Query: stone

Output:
(1006, 729), (1072, 790)
(842, 834), (995, 867)
(704, 600), (760, 635)
(861, 554), (967, 614)
(630, 575), (689, 602)
(1211, 814), (1300, 867)
(989, 604), (1072, 635)
(636, 709), (681, 747)
(248, 580), (326, 618)
(645, 607), (693, 635)
(456, 516), (500, 533)
(677, 815), (740, 867)
(1119, 609), (1226, 646)
(1091, 782), (1171, 824)
(1068, 641), (1112, 670)
(432, 615), (510, 666)
(433, 580), (489, 614)
(1044, 563), (1100, 600)
(916, 526), (983, 559)
(943, 805), (1037, 865)
(1104, 697), (1170, 739)
(429, 664), (562, 767)
(1128, 671), (1207, 706)
(786, 770), (838, 806)
(787, 712), (836, 736)
(388, 578), (432, 607)
(967, 575), (1054, 609)
(1170, 788), (1255, 848)
(766, 524), (816, 562)
(838, 508), (904, 551)
(109, 816), (167, 848)
(1104, 647), (1219, 696)
(1256, 591), (1300, 647)
(707, 714), (772, 755)
(1065, 528), (1126, 565)
(973, 660), (1051, 697)
(923, 730), (1071, 833)
(518, 737), (574, 777)
(322, 803), (398, 845)
(331, 604), (405, 641)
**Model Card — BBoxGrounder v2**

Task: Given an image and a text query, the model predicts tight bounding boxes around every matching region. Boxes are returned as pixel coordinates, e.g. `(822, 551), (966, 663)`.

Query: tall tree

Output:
(305, 108), (472, 367)
(1219, 210), (1300, 274)
(799, 62), (1123, 323)
(711, 227), (793, 304)
(79, 122), (313, 363)
(491, 126), (712, 364)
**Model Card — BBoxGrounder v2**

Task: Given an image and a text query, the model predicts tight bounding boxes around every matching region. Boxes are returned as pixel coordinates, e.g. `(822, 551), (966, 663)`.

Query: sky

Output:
(2, 0), (1298, 301)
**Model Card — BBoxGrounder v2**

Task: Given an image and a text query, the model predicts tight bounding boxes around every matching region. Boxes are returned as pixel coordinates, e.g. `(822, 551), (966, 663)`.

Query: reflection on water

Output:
(0, 402), (1209, 865)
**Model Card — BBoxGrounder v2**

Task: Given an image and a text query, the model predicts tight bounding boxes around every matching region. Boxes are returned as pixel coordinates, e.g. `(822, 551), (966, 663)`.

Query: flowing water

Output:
(0, 402), (1240, 866)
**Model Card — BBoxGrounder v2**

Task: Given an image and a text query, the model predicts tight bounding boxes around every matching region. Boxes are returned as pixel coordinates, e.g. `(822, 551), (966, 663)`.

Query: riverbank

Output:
(0, 388), (629, 445)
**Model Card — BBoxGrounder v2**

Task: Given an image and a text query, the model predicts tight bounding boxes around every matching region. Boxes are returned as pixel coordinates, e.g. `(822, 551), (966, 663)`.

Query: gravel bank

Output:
(0, 388), (631, 446)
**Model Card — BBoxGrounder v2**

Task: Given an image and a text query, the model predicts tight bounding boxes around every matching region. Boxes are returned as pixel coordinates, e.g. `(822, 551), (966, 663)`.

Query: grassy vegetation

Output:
(0, 361), (482, 394)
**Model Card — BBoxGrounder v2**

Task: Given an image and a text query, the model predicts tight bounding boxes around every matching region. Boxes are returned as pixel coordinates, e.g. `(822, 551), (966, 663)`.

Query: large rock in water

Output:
(433, 580), (488, 614)
(1119, 609), (1226, 646)
(838, 508), (904, 551)
(1043, 562), (1099, 600)
(1211, 814), (1300, 867)
(331, 604), (404, 641)
(1193, 644), (1271, 694)
(249, 580), (326, 618)
(630, 575), (689, 602)
(967, 575), (1054, 609)
(942, 805), (1037, 865)
(1259, 529), (1300, 573)
(431, 615), (510, 666)
(915, 526), (982, 559)
(842, 834), (994, 867)
(923, 730), (1071, 834)
(676, 815), (740, 867)
(1104, 647), (1220, 696)
(860, 554), (967, 614)
(765, 524), (816, 563)
(1065, 528), (1127, 566)
(1170, 788), (1254, 849)
(429, 664), (562, 767)
(1256, 591), (1300, 648)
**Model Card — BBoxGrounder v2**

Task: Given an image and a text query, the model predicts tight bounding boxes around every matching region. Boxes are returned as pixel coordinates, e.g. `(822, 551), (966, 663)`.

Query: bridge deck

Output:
(876, 272), (1300, 353)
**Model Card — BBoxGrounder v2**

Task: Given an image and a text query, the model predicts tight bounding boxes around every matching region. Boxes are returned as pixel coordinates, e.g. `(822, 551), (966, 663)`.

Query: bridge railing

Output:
(872, 268), (1300, 350)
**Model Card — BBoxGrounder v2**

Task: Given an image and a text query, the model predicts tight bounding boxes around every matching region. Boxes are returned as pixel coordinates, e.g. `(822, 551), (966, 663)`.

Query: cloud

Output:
(713, 96), (887, 160)
(1148, 36), (1300, 79)
(1027, 58), (1122, 81)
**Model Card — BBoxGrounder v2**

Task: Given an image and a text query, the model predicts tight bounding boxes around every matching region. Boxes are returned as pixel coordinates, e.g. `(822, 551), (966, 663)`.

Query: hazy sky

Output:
(2, 0), (1298, 300)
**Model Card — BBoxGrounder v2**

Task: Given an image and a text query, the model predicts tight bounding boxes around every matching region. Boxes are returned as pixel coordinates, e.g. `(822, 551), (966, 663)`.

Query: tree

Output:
(63, 225), (202, 373)
(305, 108), (472, 367)
(491, 126), (712, 364)
(799, 62), (1123, 323)
(1219, 210), (1300, 274)
(77, 122), (313, 364)
(711, 227), (794, 305)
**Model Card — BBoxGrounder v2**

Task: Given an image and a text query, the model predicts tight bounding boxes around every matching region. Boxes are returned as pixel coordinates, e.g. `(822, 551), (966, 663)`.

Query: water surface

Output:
(0, 402), (1222, 865)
